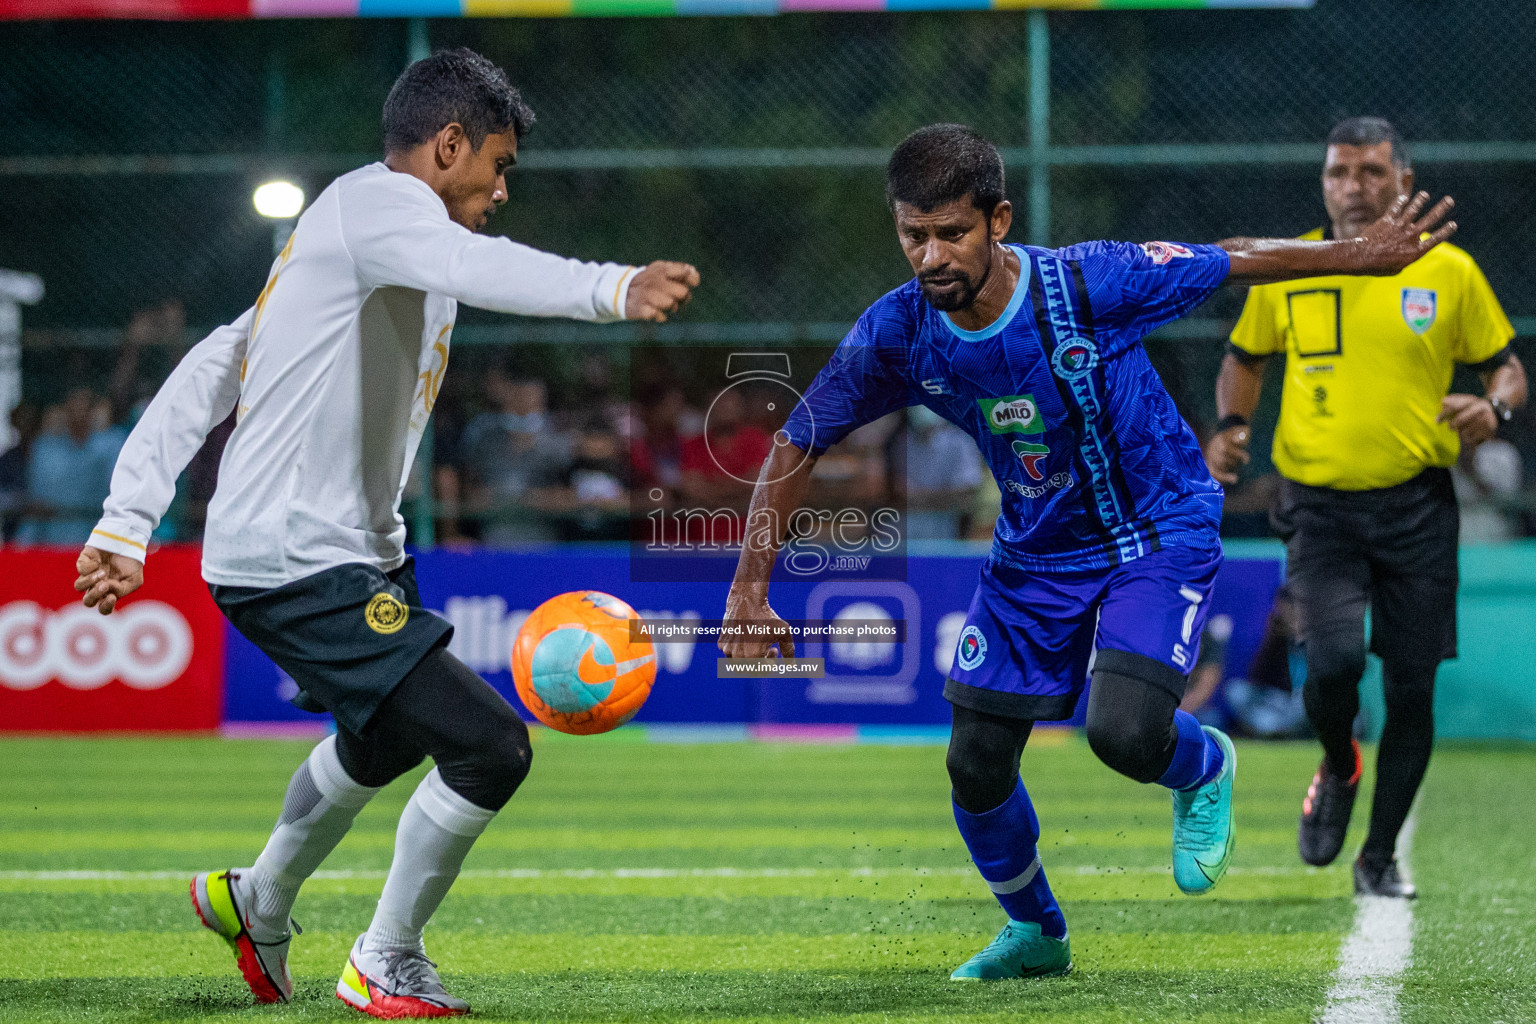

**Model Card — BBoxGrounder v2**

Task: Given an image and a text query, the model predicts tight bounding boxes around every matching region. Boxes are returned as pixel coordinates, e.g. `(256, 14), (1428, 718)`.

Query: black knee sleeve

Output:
(946, 704), (1034, 814)
(357, 646), (534, 811)
(335, 723), (427, 789)
(437, 714), (533, 812)
(413, 649), (533, 812)
(1084, 654), (1182, 784)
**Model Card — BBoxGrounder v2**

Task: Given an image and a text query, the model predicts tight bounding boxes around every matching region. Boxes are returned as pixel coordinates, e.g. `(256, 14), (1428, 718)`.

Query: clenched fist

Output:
(1205, 425), (1251, 487)
(625, 261), (701, 323)
(1437, 393), (1499, 447)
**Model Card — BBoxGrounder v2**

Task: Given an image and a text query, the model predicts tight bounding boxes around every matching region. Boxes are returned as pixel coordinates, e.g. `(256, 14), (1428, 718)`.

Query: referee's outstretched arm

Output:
(1219, 191), (1455, 286)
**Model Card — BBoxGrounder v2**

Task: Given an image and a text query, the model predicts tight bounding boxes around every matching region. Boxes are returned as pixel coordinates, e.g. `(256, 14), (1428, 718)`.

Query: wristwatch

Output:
(1488, 396), (1514, 423)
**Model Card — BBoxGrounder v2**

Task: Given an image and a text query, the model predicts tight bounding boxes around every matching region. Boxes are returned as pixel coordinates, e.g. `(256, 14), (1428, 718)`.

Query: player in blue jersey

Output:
(719, 124), (1455, 980)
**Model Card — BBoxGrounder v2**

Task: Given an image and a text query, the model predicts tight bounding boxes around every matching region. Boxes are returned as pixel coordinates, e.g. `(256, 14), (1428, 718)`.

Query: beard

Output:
(918, 272), (981, 311)
(917, 247), (994, 312)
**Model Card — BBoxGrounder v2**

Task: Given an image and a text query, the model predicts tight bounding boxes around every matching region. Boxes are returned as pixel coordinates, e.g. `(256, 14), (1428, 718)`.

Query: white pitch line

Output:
(0, 863), (1325, 882)
(1317, 808), (1418, 1024)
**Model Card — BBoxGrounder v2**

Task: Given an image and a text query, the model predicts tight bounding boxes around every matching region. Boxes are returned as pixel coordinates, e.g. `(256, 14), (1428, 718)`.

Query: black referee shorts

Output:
(1272, 467), (1459, 664)
(211, 558), (454, 734)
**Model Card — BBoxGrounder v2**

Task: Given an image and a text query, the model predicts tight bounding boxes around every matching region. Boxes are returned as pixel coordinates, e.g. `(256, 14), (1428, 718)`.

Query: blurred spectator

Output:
(421, 367), (472, 545)
(1454, 438), (1525, 542)
(16, 388), (127, 545)
(631, 386), (692, 497)
(1180, 613), (1234, 722)
(0, 402), (42, 541)
(901, 406), (983, 540)
(177, 410), (236, 542)
(967, 472), (1003, 541)
(1222, 472), (1282, 538)
(562, 420), (630, 541)
(1224, 584), (1312, 739)
(812, 411), (897, 512)
(110, 300), (186, 424)
(460, 368), (573, 545)
(574, 352), (638, 439)
(679, 386), (771, 507)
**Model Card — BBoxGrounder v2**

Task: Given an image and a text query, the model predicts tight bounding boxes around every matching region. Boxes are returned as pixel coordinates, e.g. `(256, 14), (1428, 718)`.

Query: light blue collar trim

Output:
(941, 246), (1029, 343)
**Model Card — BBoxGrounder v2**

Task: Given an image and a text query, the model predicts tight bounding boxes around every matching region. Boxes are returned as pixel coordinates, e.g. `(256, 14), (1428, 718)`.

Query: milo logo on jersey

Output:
(978, 395), (1044, 435)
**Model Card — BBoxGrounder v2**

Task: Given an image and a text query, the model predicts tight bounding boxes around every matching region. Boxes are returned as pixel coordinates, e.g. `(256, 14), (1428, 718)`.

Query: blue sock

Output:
(952, 780), (1067, 939)
(1157, 710), (1225, 792)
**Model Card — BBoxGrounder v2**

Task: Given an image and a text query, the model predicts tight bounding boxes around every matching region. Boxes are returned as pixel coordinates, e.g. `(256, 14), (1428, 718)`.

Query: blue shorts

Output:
(943, 544), (1223, 721)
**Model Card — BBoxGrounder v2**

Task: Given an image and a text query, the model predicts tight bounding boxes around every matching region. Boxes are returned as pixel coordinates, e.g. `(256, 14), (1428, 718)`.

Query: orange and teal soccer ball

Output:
(511, 591), (657, 735)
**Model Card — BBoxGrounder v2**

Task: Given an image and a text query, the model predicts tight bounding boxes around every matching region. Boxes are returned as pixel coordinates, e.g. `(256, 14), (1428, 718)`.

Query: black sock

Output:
(1361, 659), (1437, 866)
(1301, 630), (1366, 777)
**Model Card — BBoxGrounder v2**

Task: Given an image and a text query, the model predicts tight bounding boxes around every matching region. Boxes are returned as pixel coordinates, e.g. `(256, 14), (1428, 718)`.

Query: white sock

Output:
(364, 769), (496, 954)
(248, 734), (381, 925)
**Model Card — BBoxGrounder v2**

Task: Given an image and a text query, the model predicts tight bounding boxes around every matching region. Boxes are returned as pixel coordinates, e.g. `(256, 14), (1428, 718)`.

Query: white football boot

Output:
(336, 934), (469, 1019)
(190, 868), (299, 1004)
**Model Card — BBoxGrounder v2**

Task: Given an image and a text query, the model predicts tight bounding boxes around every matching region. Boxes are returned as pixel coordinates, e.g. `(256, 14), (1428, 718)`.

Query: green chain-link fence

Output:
(4, 2), (1535, 538)
(6, 3), (1536, 336)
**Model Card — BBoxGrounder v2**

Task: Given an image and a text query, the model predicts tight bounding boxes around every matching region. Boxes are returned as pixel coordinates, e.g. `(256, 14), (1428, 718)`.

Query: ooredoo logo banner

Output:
(0, 546), (223, 731)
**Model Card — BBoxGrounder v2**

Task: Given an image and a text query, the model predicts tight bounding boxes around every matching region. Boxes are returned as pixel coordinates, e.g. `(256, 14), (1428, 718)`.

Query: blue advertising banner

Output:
(224, 544), (1283, 728)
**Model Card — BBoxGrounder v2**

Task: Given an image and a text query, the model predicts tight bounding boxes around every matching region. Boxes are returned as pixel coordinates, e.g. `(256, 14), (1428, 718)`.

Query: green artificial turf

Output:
(0, 732), (1518, 1023)
(1401, 745), (1536, 1024)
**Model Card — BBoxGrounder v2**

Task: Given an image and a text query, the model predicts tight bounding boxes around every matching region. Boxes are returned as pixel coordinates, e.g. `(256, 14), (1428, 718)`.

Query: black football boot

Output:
(1298, 739), (1361, 867)
(1354, 856), (1418, 899)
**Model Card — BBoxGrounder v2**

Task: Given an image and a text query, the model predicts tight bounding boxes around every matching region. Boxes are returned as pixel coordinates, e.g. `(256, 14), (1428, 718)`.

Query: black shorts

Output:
(1272, 468), (1459, 664)
(211, 558), (454, 734)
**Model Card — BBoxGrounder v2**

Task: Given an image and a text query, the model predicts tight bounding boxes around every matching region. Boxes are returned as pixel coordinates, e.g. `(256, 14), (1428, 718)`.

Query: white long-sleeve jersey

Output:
(89, 162), (636, 587)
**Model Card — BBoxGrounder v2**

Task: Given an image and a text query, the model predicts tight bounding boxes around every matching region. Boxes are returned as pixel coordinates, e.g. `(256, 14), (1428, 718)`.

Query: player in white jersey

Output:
(70, 49), (698, 1018)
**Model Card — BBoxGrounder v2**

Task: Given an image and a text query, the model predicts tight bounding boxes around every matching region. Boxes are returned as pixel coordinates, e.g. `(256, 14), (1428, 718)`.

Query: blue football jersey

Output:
(780, 240), (1229, 572)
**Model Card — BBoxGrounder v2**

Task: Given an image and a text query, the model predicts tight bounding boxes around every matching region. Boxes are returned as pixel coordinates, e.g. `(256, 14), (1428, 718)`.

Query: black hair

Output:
(886, 124), (1006, 219)
(1326, 116), (1410, 169)
(382, 47), (536, 154)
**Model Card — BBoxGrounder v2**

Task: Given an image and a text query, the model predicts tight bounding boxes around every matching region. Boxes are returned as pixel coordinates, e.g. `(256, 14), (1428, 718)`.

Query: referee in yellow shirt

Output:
(1206, 117), (1528, 898)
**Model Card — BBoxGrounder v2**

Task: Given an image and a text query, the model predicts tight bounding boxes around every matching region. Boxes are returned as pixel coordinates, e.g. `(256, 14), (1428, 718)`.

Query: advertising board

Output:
(0, 546), (224, 731)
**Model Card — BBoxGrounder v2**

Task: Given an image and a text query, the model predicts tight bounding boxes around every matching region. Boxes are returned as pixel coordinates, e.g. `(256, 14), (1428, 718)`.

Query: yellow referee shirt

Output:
(1229, 231), (1514, 490)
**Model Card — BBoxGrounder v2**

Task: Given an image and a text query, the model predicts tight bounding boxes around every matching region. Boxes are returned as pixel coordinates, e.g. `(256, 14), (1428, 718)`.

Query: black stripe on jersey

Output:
(1029, 258), (1119, 559)
(1225, 340), (1271, 367)
(1068, 260), (1140, 524)
(1463, 345), (1513, 374)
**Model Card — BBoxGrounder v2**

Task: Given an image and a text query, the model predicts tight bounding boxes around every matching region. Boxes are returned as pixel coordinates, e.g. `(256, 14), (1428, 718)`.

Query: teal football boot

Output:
(949, 920), (1071, 981)
(1171, 726), (1236, 895)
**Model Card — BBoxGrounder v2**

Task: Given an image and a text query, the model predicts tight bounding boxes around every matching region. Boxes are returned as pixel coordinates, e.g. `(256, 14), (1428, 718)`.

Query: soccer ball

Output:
(510, 591), (656, 735)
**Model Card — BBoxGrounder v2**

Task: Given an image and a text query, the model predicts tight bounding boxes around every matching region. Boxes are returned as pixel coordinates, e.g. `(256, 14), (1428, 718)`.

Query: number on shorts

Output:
(1172, 585), (1204, 670)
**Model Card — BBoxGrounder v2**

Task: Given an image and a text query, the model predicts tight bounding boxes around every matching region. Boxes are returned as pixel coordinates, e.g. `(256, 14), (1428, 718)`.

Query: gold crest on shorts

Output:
(364, 592), (409, 635)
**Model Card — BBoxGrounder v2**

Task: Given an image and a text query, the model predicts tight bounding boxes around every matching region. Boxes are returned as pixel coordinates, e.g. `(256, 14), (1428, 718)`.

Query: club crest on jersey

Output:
(956, 625), (988, 671)
(1402, 288), (1437, 334)
(1141, 241), (1194, 265)
(1011, 439), (1050, 481)
(978, 395), (1044, 434)
(1051, 338), (1099, 381)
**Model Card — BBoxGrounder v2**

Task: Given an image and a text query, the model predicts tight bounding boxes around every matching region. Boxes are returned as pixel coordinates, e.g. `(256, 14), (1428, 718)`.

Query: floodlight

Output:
(253, 180), (305, 220)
